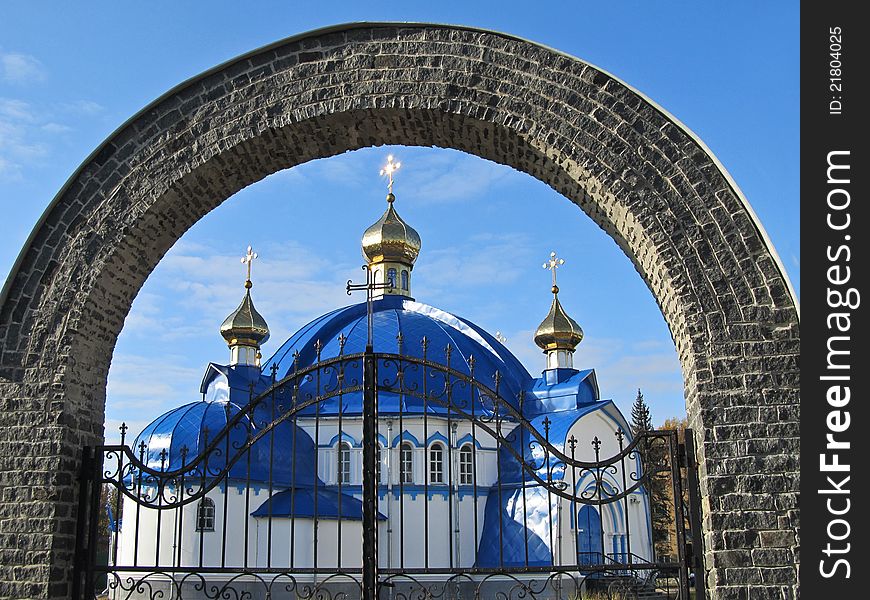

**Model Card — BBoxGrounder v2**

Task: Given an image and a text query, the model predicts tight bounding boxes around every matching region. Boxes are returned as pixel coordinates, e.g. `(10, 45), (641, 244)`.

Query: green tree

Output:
(630, 389), (672, 560)
(630, 388), (653, 435)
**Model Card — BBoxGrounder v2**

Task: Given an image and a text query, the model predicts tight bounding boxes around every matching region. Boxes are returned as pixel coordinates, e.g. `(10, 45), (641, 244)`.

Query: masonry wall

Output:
(0, 23), (799, 599)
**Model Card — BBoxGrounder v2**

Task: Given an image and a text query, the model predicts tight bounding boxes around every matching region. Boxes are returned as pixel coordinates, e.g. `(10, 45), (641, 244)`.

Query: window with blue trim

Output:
(400, 442), (413, 484)
(338, 442), (352, 484)
(387, 268), (397, 288)
(429, 443), (444, 484)
(401, 270), (409, 290)
(459, 445), (473, 485)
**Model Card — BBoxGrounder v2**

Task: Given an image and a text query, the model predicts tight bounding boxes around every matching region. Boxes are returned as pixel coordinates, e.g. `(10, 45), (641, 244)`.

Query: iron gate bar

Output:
(469, 354), (480, 568)
(313, 341), (321, 573)
(397, 334), (406, 571)
(618, 429), (633, 565)
(85, 446), (103, 599)
(361, 345), (378, 600)
(422, 337), (430, 570)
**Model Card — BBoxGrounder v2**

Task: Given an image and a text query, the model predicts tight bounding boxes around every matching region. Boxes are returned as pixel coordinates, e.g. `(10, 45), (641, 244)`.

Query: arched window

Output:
(401, 270), (409, 291)
(429, 443), (444, 484)
(459, 445), (474, 485)
(400, 442), (414, 484)
(387, 268), (397, 288)
(196, 497), (215, 532)
(338, 442), (352, 485)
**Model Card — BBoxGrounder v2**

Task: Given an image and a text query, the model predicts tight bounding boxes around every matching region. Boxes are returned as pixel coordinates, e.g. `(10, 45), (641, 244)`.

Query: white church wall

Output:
(252, 518), (366, 568)
(117, 410), (646, 574)
(557, 410), (654, 565)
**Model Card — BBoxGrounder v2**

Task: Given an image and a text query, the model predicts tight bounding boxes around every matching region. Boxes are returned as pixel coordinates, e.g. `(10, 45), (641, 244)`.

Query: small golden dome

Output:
(361, 193), (422, 266)
(534, 293), (583, 351)
(220, 289), (270, 347)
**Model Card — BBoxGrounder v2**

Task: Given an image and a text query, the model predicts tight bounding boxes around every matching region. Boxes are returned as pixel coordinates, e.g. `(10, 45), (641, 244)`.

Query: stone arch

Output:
(0, 23), (799, 599)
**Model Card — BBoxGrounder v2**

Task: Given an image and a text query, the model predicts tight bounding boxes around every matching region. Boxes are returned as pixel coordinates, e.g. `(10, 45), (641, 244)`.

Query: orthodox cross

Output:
(241, 245), (258, 287)
(347, 266), (392, 349)
(379, 155), (401, 195)
(543, 250), (565, 293)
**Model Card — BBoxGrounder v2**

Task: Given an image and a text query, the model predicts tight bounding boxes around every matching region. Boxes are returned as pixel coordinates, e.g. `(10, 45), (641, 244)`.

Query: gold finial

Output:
(241, 245), (258, 289)
(380, 154), (402, 197)
(542, 251), (565, 294)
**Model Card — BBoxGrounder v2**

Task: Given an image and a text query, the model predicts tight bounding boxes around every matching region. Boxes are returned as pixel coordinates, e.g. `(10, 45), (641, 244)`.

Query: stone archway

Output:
(0, 23), (799, 599)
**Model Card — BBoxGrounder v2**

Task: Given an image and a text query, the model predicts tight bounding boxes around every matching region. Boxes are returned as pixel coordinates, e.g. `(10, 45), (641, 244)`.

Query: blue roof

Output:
(261, 296), (536, 415)
(132, 399), (319, 487)
(476, 401), (620, 568)
(199, 363), (269, 398)
(530, 369), (599, 411)
(252, 487), (386, 520)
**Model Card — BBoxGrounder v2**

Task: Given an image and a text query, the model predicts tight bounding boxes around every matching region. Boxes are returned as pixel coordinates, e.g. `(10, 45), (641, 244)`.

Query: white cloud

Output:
(105, 353), (204, 442)
(0, 155), (20, 180)
(62, 99), (104, 116)
(0, 52), (45, 84)
(415, 232), (536, 304)
(276, 147), (519, 206)
(41, 122), (72, 134)
(0, 98), (49, 179)
(399, 153), (515, 205)
(0, 98), (36, 121)
(121, 239), (358, 350)
(0, 93), (104, 179)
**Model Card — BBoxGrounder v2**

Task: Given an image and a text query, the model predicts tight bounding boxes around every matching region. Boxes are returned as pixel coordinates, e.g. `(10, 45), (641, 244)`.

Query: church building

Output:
(115, 157), (653, 588)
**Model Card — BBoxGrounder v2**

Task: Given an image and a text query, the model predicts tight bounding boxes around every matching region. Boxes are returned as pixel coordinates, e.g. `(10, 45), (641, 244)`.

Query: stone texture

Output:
(0, 23), (799, 599)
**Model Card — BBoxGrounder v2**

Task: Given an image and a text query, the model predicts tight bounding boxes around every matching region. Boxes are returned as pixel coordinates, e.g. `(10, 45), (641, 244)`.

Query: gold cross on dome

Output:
(543, 251), (565, 292)
(241, 245), (258, 284)
(380, 154), (401, 195)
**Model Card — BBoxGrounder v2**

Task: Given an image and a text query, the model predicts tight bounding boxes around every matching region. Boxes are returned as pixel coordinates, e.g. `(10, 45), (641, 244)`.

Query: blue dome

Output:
(133, 399), (317, 487)
(262, 296), (535, 413)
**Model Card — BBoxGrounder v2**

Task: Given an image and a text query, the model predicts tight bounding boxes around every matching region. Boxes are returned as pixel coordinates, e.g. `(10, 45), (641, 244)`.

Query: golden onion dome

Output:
(220, 283), (270, 347)
(361, 193), (422, 266)
(534, 289), (583, 351)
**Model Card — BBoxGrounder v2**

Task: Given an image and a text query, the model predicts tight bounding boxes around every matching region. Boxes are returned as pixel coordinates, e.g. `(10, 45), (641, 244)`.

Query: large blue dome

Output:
(262, 295), (535, 412)
(132, 296), (538, 481)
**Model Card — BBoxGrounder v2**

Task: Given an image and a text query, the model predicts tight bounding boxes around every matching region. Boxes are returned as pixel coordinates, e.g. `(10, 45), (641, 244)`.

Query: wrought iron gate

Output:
(73, 344), (704, 599)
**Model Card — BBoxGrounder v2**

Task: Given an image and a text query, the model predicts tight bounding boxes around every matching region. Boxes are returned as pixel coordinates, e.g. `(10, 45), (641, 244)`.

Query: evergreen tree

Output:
(631, 388), (672, 559)
(630, 388), (653, 435)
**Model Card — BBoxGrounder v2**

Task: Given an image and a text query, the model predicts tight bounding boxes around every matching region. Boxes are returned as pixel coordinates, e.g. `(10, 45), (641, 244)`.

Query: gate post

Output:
(362, 345), (379, 599)
(668, 431), (690, 600)
(71, 446), (103, 600)
(71, 447), (93, 600)
(683, 430), (707, 599)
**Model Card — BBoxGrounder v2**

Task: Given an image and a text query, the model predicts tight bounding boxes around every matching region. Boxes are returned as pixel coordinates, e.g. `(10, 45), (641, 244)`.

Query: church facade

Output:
(114, 160), (653, 589)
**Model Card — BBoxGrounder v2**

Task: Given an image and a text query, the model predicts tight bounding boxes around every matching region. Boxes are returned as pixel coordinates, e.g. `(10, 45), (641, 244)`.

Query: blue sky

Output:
(0, 2), (798, 440)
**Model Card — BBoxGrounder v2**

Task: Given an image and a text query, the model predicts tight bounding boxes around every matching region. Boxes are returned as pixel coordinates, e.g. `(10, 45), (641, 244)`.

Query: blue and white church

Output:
(116, 160), (653, 580)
